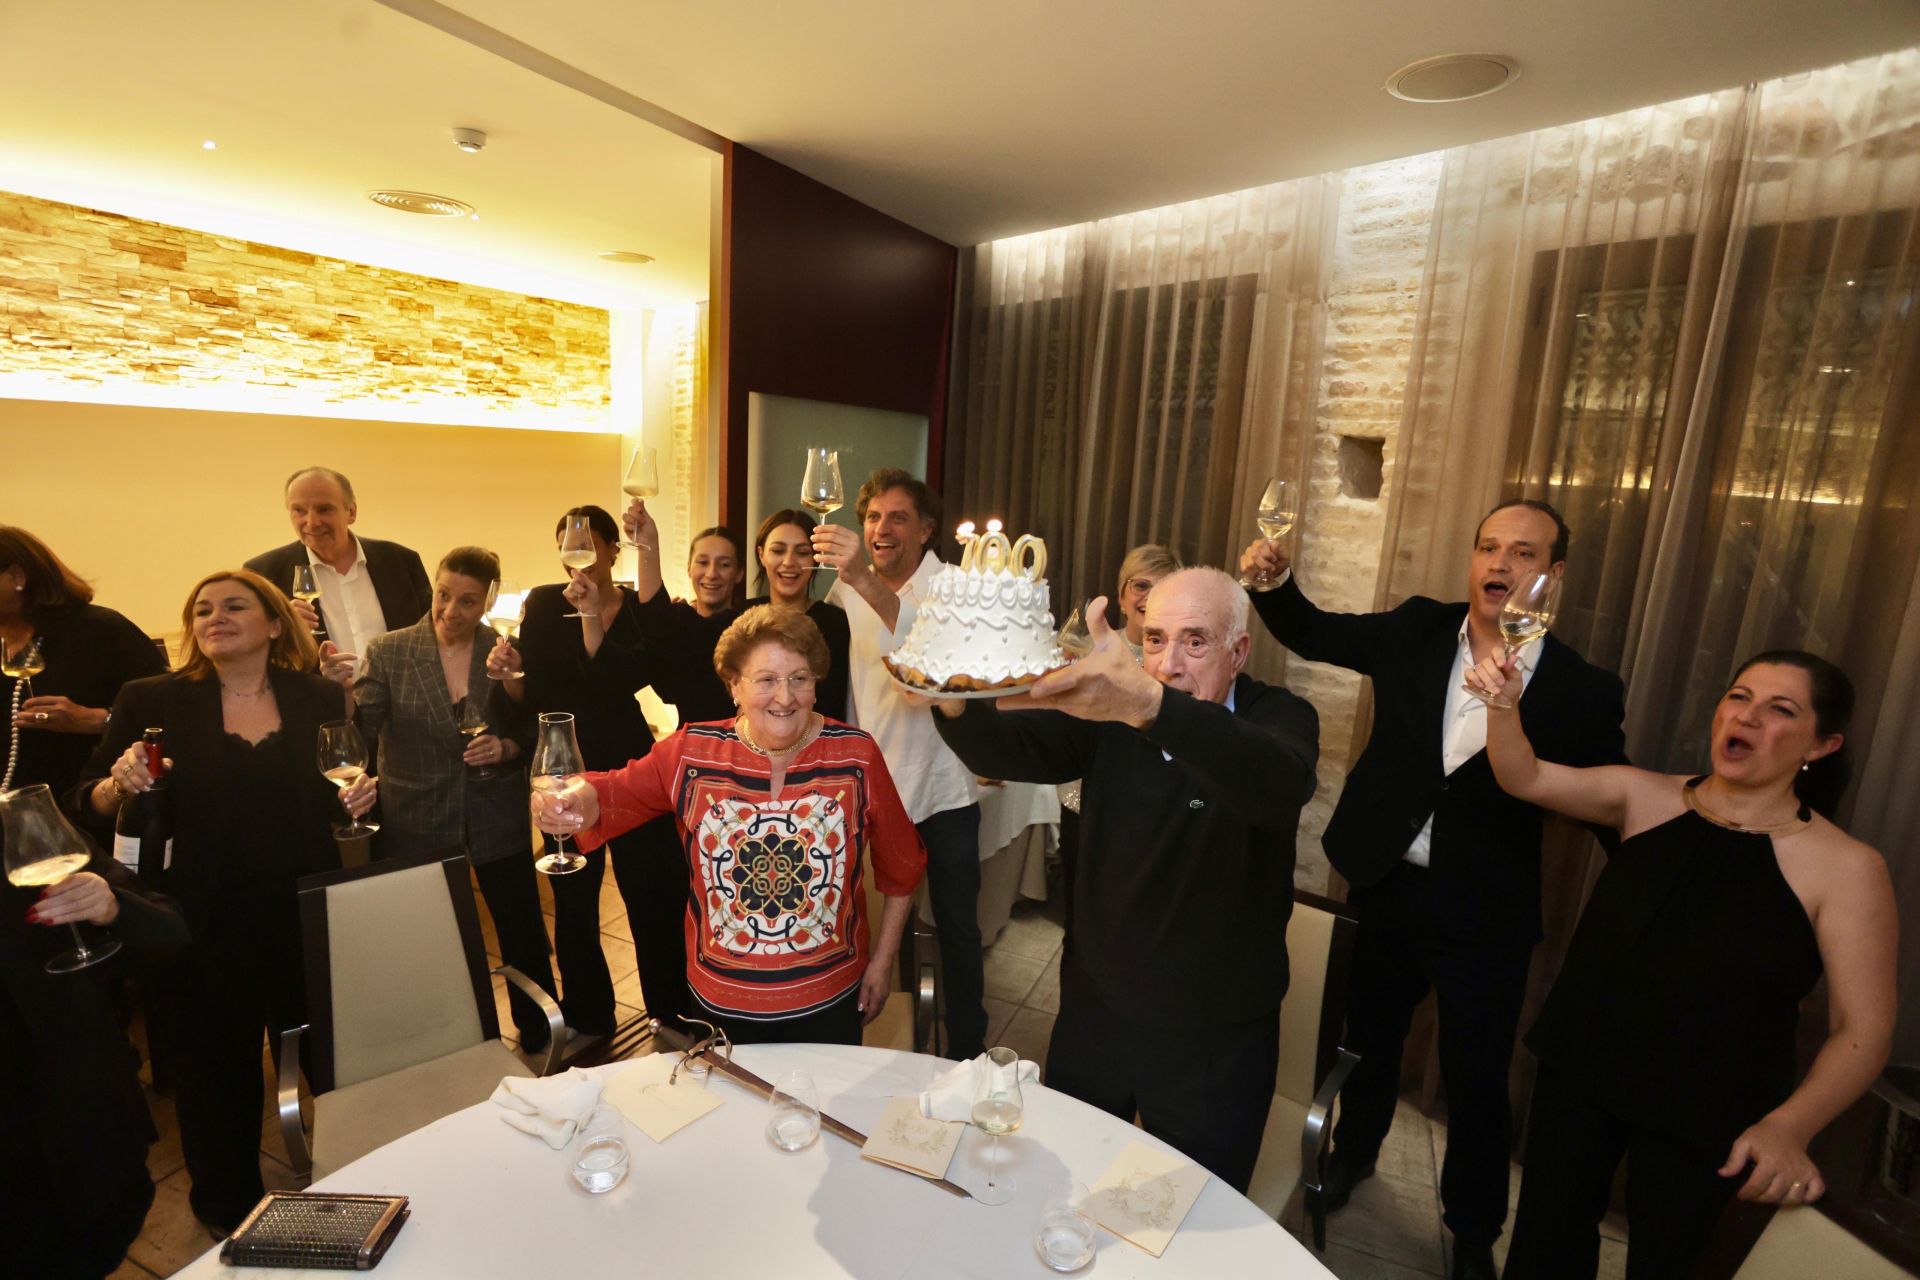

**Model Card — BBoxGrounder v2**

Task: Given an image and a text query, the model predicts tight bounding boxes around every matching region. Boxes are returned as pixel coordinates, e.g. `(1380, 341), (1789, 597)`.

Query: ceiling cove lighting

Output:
(598, 251), (655, 265)
(366, 190), (475, 218)
(1385, 53), (1519, 104)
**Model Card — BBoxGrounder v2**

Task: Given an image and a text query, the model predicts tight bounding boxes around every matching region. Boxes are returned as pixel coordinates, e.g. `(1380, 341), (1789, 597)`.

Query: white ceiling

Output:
(0, 0), (715, 310)
(437, 0), (1920, 245)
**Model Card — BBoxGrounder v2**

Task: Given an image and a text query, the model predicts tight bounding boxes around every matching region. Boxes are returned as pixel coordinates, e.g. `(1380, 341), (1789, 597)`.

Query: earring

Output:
(1801, 761), (1810, 772)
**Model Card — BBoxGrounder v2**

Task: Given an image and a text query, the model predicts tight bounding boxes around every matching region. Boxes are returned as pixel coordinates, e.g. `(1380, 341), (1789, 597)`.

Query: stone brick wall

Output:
(0, 191), (610, 424)
(1285, 155), (1443, 890)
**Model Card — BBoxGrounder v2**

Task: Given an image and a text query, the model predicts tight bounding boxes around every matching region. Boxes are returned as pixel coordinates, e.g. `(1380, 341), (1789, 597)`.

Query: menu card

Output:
(601, 1055), (723, 1143)
(859, 1096), (965, 1180)
(1086, 1140), (1210, 1257)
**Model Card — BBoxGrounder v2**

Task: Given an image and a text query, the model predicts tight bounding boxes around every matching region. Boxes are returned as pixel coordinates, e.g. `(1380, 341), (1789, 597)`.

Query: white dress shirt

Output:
(307, 536), (391, 664)
(830, 548), (982, 825)
(1403, 617), (1541, 867)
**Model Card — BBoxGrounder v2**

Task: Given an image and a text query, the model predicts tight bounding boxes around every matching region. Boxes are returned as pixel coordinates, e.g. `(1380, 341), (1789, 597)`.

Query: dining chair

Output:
(1731, 1204), (1916, 1279)
(861, 859), (939, 1054)
(276, 846), (564, 1184)
(1246, 888), (1362, 1250)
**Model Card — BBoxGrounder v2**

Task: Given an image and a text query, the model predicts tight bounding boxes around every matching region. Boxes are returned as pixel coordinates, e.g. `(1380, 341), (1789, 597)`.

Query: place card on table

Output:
(1086, 1140), (1211, 1258)
(601, 1055), (723, 1143)
(859, 1096), (965, 1180)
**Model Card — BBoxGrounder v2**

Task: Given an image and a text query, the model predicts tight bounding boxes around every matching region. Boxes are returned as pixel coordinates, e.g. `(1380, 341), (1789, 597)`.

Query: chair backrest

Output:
(1733, 1206), (1917, 1280)
(1276, 890), (1359, 1105)
(298, 847), (498, 1094)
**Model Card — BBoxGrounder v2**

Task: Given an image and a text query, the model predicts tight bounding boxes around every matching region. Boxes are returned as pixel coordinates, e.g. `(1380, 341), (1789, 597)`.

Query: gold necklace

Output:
(1684, 778), (1811, 836)
(735, 714), (813, 759)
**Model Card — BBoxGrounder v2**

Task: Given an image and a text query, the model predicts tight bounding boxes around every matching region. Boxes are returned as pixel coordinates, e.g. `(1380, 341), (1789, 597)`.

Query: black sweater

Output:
(934, 674), (1318, 1029)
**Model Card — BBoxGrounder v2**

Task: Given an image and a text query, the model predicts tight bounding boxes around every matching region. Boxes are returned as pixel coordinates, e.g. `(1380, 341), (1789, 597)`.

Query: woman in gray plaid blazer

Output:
(354, 547), (558, 1050)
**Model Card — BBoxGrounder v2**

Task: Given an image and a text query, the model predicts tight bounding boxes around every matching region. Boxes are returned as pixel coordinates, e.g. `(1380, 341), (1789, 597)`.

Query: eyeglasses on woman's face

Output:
(745, 672), (819, 695)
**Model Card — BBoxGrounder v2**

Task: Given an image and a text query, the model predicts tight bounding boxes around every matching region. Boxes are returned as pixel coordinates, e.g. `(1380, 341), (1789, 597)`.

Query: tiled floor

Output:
(109, 876), (1625, 1279)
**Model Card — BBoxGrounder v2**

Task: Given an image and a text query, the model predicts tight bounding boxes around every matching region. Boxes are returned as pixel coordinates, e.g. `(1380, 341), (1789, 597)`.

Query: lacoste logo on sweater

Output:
(1189, 798), (1205, 809)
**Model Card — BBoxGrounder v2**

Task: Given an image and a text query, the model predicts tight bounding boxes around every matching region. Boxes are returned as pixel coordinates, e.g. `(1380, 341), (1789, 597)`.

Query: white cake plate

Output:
(885, 671), (1048, 701)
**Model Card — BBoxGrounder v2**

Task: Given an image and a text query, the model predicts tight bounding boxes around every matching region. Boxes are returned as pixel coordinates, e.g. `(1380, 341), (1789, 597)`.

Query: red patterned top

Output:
(575, 718), (926, 1021)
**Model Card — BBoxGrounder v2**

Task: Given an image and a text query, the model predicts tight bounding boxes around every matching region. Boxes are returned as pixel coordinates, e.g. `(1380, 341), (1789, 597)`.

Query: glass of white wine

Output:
(1239, 477), (1297, 592)
(971, 1045), (1025, 1207)
(1468, 572), (1559, 710)
(621, 446), (659, 552)
(289, 565), (325, 640)
(1, 783), (123, 974)
(558, 514), (599, 620)
(457, 696), (496, 780)
(1056, 605), (1093, 661)
(801, 447), (845, 576)
(485, 579), (524, 682)
(530, 712), (587, 875)
(317, 720), (380, 840)
(2, 635), (47, 702)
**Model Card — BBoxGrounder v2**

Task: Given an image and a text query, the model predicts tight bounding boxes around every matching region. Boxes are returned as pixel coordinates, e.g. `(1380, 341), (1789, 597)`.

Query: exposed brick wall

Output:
(1285, 155), (1443, 890)
(0, 190), (610, 423)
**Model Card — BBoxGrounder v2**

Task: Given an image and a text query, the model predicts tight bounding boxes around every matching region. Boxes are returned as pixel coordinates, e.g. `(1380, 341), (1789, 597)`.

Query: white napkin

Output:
(491, 1068), (602, 1148)
(918, 1054), (1041, 1122)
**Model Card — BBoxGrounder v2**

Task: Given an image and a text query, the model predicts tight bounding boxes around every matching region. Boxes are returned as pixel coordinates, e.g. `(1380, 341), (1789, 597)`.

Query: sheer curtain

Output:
(1381, 50), (1920, 1137)
(948, 176), (1338, 666)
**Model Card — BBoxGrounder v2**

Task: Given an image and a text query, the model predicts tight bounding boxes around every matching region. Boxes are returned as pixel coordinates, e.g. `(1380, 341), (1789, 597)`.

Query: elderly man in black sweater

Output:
(927, 566), (1318, 1192)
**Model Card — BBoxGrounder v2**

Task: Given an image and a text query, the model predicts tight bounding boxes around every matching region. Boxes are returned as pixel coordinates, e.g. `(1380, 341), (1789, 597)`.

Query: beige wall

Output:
(2, 399), (619, 641)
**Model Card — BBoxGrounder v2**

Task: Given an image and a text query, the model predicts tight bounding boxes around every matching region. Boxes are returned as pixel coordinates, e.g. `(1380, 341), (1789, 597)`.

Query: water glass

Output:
(1034, 1178), (1097, 1272)
(766, 1069), (821, 1151)
(570, 1105), (630, 1194)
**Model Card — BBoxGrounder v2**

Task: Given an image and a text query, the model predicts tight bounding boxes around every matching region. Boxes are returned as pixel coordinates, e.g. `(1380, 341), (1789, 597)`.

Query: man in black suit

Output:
(245, 467), (431, 675)
(1240, 500), (1625, 1280)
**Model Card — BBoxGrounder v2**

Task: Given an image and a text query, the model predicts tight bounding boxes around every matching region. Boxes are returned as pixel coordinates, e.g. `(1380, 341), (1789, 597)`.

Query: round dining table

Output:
(178, 1042), (1336, 1278)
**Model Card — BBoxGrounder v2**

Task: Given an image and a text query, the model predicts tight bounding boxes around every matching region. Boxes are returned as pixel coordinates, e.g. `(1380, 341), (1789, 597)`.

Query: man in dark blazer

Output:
(1241, 500), (1625, 1280)
(245, 467), (431, 671)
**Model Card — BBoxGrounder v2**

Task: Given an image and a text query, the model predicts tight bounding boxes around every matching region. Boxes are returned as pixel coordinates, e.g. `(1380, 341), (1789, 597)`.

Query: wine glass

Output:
(558, 515), (598, 619)
(2, 783), (123, 974)
(621, 447), (659, 552)
(289, 565), (326, 640)
(801, 447), (845, 575)
(2, 636), (47, 702)
(1468, 571), (1559, 710)
(971, 1045), (1025, 1207)
(1056, 605), (1093, 660)
(1239, 477), (1297, 592)
(457, 696), (496, 780)
(316, 720), (380, 840)
(530, 712), (586, 875)
(485, 580), (524, 682)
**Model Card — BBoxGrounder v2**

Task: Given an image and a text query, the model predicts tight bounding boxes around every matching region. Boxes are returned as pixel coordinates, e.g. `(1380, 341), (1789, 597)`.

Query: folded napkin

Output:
(491, 1068), (602, 1148)
(918, 1054), (1041, 1122)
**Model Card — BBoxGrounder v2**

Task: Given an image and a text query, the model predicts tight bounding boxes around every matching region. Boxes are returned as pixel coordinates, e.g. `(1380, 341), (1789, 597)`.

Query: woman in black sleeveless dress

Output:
(1464, 649), (1897, 1279)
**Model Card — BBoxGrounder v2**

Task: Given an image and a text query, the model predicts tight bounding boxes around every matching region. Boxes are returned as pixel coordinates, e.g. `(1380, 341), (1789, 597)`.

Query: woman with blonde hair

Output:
(72, 569), (376, 1233)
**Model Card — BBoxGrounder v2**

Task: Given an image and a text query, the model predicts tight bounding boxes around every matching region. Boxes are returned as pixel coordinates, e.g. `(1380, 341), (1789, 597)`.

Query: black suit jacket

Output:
(1253, 576), (1626, 946)
(244, 537), (432, 637)
(70, 668), (347, 917)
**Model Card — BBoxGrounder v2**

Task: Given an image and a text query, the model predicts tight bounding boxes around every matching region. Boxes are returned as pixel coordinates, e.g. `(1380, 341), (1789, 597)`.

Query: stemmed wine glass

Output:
(558, 514), (598, 619)
(1466, 571), (1559, 710)
(457, 696), (496, 780)
(621, 447), (659, 552)
(1239, 477), (1297, 592)
(289, 565), (325, 641)
(1056, 605), (1093, 660)
(530, 712), (587, 875)
(1, 783), (123, 974)
(801, 448), (845, 576)
(485, 580), (524, 681)
(971, 1045), (1025, 1207)
(2, 635), (47, 702)
(316, 720), (380, 840)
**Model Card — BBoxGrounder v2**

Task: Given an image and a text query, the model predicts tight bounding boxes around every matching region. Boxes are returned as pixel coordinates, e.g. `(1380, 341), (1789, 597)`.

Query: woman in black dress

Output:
(620, 501), (743, 724)
(743, 508), (851, 721)
(72, 569), (377, 1232)
(488, 506), (697, 1038)
(0, 526), (165, 797)
(1466, 649), (1897, 1279)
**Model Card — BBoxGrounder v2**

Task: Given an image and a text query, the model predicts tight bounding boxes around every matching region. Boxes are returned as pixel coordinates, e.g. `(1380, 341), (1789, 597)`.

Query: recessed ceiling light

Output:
(367, 190), (475, 218)
(1385, 53), (1519, 104)
(598, 251), (655, 265)
(201, 140), (217, 150)
(452, 127), (487, 154)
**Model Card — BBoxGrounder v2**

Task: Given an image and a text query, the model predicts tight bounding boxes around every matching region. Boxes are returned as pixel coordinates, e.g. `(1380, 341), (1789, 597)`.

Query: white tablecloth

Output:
(180, 1044), (1332, 1279)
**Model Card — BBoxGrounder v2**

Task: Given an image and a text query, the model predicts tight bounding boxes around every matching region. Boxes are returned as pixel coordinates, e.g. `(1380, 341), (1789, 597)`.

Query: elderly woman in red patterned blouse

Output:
(532, 605), (924, 1045)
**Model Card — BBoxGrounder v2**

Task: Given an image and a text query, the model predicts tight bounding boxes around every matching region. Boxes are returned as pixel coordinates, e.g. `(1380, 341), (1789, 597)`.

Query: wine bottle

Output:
(112, 728), (172, 877)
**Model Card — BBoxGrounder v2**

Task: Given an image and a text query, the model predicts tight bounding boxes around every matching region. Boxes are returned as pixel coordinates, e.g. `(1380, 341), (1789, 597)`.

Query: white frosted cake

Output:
(884, 523), (1068, 694)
